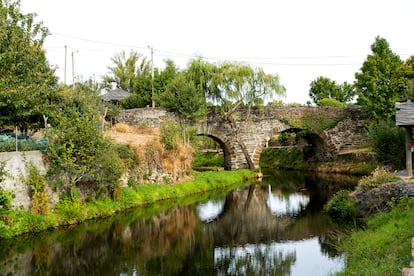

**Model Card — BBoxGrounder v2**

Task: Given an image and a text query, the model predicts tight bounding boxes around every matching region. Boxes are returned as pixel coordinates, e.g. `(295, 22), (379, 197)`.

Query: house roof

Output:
(101, 88), (131, 101)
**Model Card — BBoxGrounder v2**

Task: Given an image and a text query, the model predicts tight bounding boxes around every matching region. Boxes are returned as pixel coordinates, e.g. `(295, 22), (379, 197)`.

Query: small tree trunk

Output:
(225, 114), (255, 170)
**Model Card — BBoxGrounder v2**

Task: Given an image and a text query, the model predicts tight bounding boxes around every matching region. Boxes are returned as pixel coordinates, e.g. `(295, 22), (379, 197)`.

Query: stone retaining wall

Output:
(351, 182), (414, 216)
(0, 151), (47, 210)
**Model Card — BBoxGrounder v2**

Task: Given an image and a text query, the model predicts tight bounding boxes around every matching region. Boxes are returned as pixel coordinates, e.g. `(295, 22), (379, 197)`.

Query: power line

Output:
(49, 31), (369, 62)
(47, 31), (412, 68)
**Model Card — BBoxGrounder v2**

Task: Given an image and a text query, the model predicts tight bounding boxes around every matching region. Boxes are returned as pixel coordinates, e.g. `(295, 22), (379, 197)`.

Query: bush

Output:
(160, 120), (181, 150)
(325, 190), (359, 221)
(357, 166), (400, 191)
(0, 186), (13, 212)
(22, 162), (48, 214)
(368, 120), (405, 169)
(317, 98), (347, 107)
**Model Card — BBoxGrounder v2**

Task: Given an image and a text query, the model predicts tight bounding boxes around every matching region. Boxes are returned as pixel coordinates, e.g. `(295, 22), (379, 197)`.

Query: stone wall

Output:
(0, 151), (47, 210)
(322, 108), (370, 154)
(117, 106), (370, 169)
(351, 182), (414, 216)
(119, 107), (180, 128)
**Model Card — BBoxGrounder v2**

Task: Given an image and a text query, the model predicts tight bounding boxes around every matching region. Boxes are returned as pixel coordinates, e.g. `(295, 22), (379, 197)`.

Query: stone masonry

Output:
(118, 106), (370, 170)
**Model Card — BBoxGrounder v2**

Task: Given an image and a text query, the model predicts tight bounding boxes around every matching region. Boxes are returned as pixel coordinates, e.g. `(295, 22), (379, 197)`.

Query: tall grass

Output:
(337, 196), (414, 275)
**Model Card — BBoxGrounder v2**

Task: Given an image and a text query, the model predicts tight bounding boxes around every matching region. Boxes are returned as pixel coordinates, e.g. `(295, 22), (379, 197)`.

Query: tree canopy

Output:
(103, 50), (152, 108)
(309, 76), (355, 105)
(0, 0), (57, 130)
(355, 36), (403, 120)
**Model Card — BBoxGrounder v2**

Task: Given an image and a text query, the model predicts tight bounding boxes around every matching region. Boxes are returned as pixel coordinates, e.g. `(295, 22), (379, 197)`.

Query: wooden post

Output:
(405, 127), (413, 177)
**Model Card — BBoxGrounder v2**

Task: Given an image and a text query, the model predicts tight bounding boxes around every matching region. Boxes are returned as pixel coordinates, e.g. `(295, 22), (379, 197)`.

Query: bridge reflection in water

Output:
(0, 171), (357, 276)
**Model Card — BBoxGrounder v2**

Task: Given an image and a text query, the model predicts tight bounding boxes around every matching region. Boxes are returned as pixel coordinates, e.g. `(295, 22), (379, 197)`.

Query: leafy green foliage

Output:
(21, 161), (49, 214)
(0, 186), (13, 212)
(259, 148), (308, 170)
(157, 73), (206, 120)
(46, 86), (123, 200)
(0, 160), (12, 212)
(0, 0), (57, 130)
(192, 152), (224, 168)
(325, 190), (358, 221)
(279, 111), (343, 134)
(368, 120), (405, 169)
(317, 98), (347, 107)
(397, 56), (414, 101)
(160, 120), (181, 150)
(103, 50), (154, 108)
(355, 36), (403, 120)
(309, 76), (355, 104)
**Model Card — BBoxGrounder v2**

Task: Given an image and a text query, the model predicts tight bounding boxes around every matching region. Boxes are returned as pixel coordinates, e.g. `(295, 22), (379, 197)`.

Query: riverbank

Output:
(337, 194), (414, 275)
(260, 147), (376, 175)
(0, 170), (255, 239)
(329, 170), (414, 275)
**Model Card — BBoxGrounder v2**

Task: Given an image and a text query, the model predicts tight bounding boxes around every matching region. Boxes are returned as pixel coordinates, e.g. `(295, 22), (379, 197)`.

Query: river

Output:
(0, 170), (358, 276)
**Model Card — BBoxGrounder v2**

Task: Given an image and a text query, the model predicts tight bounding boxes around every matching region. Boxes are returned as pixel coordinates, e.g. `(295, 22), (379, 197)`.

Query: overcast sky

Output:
(20, 0), (414, 104)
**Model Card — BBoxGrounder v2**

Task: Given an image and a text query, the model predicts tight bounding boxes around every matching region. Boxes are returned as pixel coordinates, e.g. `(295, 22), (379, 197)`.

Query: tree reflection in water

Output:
(266, 185), (310, 217)
(0, 171), (357, 275)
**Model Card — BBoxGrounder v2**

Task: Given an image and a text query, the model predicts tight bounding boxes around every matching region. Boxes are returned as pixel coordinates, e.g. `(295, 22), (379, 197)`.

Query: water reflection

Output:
(214, 238), (344, 276)
(266, 185), (310, 217)
(196, 199), (225, 223)
(0, 171), (358, 275)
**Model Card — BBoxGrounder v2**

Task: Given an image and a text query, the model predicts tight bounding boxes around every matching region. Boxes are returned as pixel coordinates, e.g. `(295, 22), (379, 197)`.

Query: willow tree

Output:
(187, 59), (285, 169)
(0, 0), (57, 131)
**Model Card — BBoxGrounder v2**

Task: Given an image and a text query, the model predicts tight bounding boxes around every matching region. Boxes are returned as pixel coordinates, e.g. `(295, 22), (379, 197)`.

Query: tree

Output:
(0, 0), (57, 131)
(103, 50), (152, 108)
(355, 36), (403, 120)
(309, 76), (355, 105)
(190, 60), (285, 169)
(395, 55), (414, 101)
(46, 86), (122, 200)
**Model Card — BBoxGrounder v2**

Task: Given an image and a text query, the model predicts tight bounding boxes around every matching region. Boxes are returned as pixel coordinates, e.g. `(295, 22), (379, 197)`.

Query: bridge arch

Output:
(197, 134), (236, 170)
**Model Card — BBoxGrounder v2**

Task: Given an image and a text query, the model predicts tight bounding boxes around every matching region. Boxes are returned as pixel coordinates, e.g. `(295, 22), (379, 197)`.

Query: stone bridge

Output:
(119, 106), (370, 170)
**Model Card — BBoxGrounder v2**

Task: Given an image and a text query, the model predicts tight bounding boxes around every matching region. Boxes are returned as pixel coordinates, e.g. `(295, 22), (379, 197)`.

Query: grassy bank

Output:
(260, 147), (376, 175)
(337, 196), (414, 275)
(0, 170), (255, 239)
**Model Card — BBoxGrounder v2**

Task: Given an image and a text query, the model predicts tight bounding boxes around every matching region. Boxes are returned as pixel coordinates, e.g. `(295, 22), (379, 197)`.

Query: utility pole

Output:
(71, 51), (78, 89)
(148, 46), (155, 108)
(64, 45), (67, 85)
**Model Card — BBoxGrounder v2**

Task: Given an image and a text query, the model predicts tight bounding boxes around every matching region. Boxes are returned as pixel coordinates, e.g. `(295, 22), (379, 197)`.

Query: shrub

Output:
(160, 120), (181, 150)
(368, 120), (405, 169)
(317, 98), (347, 107)
(0, 186), (13, 212)
(22, 161), (48, 215)
(325, 190), (359, 221)
(357, 166), (400, 191)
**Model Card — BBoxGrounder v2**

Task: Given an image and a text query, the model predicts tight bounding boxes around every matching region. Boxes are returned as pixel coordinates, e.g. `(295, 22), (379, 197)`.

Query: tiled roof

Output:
(101, 88), (131, 101)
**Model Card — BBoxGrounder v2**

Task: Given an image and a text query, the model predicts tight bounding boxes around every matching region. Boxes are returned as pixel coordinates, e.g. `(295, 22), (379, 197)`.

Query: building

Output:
(101, 88), (131, 105)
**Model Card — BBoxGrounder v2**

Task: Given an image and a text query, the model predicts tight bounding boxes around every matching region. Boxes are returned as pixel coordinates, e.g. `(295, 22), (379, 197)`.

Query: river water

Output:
(0, 170), (358, 276)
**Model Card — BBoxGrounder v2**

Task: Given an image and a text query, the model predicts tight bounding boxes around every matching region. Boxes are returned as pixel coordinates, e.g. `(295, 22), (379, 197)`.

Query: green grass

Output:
(0, 170), (255, 239)
(192, 152), (224, 168)
(337, 196), (414, 275)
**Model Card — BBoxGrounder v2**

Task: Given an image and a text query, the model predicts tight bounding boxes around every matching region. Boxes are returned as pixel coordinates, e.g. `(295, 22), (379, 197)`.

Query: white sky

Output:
(20, 0), (414, 104)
